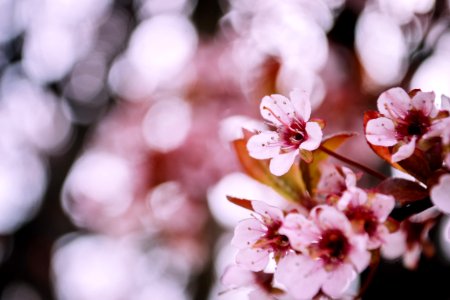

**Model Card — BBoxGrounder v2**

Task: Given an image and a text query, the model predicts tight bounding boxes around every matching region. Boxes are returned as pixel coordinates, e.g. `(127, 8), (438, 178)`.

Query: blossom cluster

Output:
(222, 88), (450, 299)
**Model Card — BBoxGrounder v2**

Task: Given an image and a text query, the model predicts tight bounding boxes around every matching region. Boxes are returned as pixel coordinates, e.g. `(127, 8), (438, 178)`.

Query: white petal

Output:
(430, 174), (450, 214)
(290, 89), (311, 121)
(441, 95), (450, 111)
(312, 205), (352, 233)
(260, 95), (293, 126)
(300, 122), (323, 151)
(275, 254), (326, 300)
(248, 289), (274, 300)
(251, 201), (284, 223)
(231, 218), (265, 249)
(342, 166), (357, 188)
(412, 91), (437, 118)
(377, 87), (411, 119)
(365, 117), (397, 146)
(279, 213), (320, 251)
(269, 151), (298, 176)
(322, 264), (356, 299)
(235, 247), (270, 272)
(391, 136), (416, 162)
(381, 230), (406, 259)
(348, 238), (371, 272)
(247, 131), (281, 159)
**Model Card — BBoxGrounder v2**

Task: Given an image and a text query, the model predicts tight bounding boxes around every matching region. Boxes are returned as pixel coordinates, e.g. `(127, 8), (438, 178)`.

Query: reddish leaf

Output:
(226, 196), (254, 211)
(232, 129), (307, 203)
(375, 178), (428, 205)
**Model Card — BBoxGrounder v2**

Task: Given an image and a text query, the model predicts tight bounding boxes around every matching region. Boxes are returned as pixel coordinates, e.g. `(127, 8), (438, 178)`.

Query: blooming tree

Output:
(222, 87), (450, 299)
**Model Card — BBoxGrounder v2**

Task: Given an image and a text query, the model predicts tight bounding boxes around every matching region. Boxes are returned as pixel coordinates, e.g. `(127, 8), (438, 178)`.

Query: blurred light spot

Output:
(136, 0), (194, 18)
(65, 54), (107, 103)
(439, 215), (450, 262)
(0, 0), (14, 44)
(1, 70), (72, 152)
(52, 235), (138, 300)
(219, 116), (266, 143)
(148, 181), (186, 220)
(1, 282), (41, 300)
(0, 149), (46, 234)
(126, 14), (197, 90)
(22, 25), (77, 82)
(207, 172), (286, 229)
(411, 33), (450, 103)
(377, 0), (435, 24)
(356, 10), (407, 87)
(62, 151), (133, 227)
(142, 97), (192, 152)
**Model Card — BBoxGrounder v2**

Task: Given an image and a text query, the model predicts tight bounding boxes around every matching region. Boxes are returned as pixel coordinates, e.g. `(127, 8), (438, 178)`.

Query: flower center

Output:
(310, 229), (350, 267)
(395, 110), (431, 140)
(279, 120), (307, 148)
(345, 206), (378, 237)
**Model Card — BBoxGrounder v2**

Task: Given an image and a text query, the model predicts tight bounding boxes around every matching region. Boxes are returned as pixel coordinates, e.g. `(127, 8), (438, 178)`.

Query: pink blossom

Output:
(316, 164), (357, 201)
(337, 187), (395, 249)
(231, 201), (289, 271)
(276, 205), (370, 299)
(221, 265), (275, 300)
(365, 87), (438, 162)
(430, 174), (450, 214)
(247, 90), (323, 176)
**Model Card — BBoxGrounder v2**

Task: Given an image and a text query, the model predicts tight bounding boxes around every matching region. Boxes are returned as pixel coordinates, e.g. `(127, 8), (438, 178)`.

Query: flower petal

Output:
(290, 89), (311, 121)
(275, 254), (326, 300)
(430, 174), (450, 214)
(312, 205), (352, 233)
(391, 136), (416, 162)
(279, 213), (320, 251)
(377, 87), (412, 119)
(235, 247), (270, 272)
(441, 95), (450, 111)
(322, 264), (356, 299)
(370, 193), (395, 221)
(247, 131), (281, 159)
(260, 95), (293, 126)
(365, 117), (397, 146)
(348, 236), (371, 272)
(412, 91), (437, 118)
(251, 200), (284, 223)
(231, 218), (265, 249)
(300, 122), (322, 151)
(269, 151), (298, 176)
(221, 265), (255, 287)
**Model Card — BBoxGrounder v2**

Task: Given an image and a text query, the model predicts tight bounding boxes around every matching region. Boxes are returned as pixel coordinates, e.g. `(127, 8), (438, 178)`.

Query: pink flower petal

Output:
(300, 122), (323, 151)
(312, 205), (351, 233)
(221, 265), (255, 287)
(322, 264), (356, 299)
(235, 247), (270, 272)
(412, 91), (437, 118)
(367, 225), (389, 249)
(391, 136), (416, 162)
(365, 117), (397, 146)
(441, 95), (450, 111)
(269, 150), (297, 176)
(251, 201), (284, 223)
(430, 174), (450, 214)
(290, 89), (311, 121)
(247, 131), (281, 159)
(348, 236), (371, 272)
(275, 254), (326, 300)
(404, 244), (421, 269)
(381, 230), (406, 260)
(248, 289), (274, 300)
(279, 213), (320, 251)
(342, 167), (357, 188)
(260, 95), (293, 126)
(231, 218), (265, 249)
(370, 193), (395, 221)
(377, 87), (412, 119)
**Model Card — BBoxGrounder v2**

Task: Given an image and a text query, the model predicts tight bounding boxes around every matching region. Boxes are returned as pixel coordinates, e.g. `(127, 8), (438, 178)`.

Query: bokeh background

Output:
(1, 0), (450, 299)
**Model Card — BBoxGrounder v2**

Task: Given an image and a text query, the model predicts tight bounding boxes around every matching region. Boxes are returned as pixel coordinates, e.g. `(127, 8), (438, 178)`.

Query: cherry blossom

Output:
(337, 187), (395, 249)
(365, 87), (438, 162)
(221, 265), (275, 300)
(276, 205), (370, 299)
(430, 174), (450, 214)
(231, 201), (289, 272)
(247, 90), (323, 176)
(316, 164), (357, 202)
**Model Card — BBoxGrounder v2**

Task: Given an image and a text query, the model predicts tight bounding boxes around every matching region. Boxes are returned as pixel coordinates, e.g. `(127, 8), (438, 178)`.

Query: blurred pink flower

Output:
(231, 201), (289, 272)
(365, 87), (437, 162)
(247, 90), (323, 176)
(430, 174), (450, 214)
(337, 187), (395, 249)
(277, 205), (370, 299)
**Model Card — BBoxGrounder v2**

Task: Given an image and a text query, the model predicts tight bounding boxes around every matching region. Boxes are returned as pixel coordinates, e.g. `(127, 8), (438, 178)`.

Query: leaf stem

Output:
(318, 145), (387, 181)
